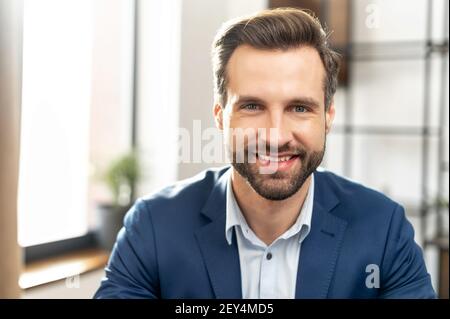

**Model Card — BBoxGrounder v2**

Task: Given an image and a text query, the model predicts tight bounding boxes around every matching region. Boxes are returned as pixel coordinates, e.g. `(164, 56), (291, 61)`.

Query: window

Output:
(18, 0), (182, 251)
(18, 0), (94, 247)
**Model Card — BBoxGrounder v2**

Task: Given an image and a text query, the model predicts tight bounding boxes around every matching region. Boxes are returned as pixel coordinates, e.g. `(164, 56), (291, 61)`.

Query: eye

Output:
(292, 105), (307, 113)
(241, 103), (260, 111)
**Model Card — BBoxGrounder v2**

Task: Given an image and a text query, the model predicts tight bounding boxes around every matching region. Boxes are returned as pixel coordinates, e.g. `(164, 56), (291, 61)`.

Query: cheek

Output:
(292, 121), (326, 149)
(228, 112), (258, 129)
(224, 118), (260, 153)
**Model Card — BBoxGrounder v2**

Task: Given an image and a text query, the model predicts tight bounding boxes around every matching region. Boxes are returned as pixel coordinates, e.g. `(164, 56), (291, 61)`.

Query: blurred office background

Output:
(0, 0), (448, 298)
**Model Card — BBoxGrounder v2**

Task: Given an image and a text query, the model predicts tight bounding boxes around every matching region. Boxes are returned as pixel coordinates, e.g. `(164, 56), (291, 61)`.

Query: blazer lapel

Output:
(195, 169), (242, 299)
(296, 171), (348, 298)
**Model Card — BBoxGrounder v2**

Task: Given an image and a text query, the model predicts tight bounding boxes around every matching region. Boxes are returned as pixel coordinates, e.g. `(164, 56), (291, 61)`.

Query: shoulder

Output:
(314, 169), (402, 223)
(125, 166), (229, 226)
(142, 165), (228, 208)
(316, 169), (397, 206)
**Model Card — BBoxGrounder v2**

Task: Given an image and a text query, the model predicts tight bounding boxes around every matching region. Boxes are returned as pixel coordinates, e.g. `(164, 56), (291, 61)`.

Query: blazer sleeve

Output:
(379, 204), (436, 299)
(93, 199), (160, 299)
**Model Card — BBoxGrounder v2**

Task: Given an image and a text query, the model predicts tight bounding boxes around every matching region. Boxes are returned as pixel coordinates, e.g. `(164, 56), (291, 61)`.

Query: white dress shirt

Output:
(225, 173), (314, 299)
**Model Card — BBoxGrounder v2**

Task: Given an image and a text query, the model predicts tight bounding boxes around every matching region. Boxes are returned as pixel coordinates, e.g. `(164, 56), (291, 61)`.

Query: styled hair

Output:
(211, 7), (340, 110)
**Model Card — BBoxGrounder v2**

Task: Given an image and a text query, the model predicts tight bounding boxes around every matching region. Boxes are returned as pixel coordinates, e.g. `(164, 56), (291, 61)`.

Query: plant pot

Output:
(95, 203), (131, 251)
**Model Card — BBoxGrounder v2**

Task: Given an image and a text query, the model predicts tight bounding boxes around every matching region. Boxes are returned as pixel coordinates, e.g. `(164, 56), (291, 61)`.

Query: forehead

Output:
(226, 45), (326, 103)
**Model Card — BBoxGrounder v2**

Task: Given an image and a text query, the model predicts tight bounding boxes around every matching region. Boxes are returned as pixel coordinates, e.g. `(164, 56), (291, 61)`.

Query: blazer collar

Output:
(195, 168), (242, 298)
(295, 170), (348, 298)
(200, 167), (231, 222)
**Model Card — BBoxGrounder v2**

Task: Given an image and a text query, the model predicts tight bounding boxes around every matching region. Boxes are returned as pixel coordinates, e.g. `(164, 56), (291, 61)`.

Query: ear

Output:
(213, 103), (224, 130)
(325, 100), (335, 134)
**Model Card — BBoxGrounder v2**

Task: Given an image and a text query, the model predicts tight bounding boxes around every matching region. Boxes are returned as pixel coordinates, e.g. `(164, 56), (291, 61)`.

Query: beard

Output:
(231, 140), (325, 201)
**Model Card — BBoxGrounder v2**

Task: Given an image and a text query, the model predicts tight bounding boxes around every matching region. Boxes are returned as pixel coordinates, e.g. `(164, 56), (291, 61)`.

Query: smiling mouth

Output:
(256, 153), (298, 162)
(254, 153), (301, 171)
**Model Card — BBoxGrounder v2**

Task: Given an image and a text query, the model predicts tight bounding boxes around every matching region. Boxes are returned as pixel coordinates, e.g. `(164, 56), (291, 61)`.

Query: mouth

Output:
(255, 153), (300, 171)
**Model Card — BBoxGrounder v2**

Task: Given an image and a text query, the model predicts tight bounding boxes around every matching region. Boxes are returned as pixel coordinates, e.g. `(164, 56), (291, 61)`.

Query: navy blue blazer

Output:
(94, 166), (436, 299)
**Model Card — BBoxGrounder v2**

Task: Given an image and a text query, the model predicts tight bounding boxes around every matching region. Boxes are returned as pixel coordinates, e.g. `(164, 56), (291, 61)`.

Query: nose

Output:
(261, 108), (293, 151)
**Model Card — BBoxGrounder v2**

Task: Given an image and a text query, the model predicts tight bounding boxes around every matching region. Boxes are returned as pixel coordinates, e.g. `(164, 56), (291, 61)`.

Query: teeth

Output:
(258, 154), (293, 162)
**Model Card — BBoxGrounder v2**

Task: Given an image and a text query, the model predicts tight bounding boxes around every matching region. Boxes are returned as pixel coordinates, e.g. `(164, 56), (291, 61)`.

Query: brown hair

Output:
(212, 7), (340, 110)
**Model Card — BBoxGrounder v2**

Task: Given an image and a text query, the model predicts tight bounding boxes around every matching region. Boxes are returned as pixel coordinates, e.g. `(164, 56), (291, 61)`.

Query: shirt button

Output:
(266, 252), (272, 260)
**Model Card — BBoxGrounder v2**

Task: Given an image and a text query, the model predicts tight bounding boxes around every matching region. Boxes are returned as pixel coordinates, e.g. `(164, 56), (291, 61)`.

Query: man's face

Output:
(214, 45), (335, 200)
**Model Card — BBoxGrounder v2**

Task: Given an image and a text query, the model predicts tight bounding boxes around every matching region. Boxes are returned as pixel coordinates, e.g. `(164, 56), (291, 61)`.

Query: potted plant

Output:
(96, 152), (140, 251)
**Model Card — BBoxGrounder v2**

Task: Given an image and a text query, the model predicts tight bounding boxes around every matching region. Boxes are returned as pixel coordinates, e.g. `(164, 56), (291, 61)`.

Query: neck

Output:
(231, 169), (312, 245)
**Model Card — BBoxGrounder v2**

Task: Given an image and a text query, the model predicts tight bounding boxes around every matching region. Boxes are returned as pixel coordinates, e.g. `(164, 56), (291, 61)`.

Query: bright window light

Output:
(18, 0), (93, 247)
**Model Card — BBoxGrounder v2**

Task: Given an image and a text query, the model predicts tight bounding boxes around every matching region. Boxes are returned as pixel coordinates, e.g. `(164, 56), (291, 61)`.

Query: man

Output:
(94, 8), (435, 299)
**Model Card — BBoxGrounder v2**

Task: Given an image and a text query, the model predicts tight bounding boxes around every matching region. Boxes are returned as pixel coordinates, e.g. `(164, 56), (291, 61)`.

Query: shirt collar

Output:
(225, 171), (315, 245)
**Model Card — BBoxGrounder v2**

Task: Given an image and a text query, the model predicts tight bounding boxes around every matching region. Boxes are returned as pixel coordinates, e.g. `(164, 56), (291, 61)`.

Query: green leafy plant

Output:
(435, 197), (449, 209)
(104, 152), (140, 207)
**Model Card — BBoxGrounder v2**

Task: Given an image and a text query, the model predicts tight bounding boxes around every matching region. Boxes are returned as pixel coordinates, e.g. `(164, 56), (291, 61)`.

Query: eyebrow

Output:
(234, 95), (321, 109)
